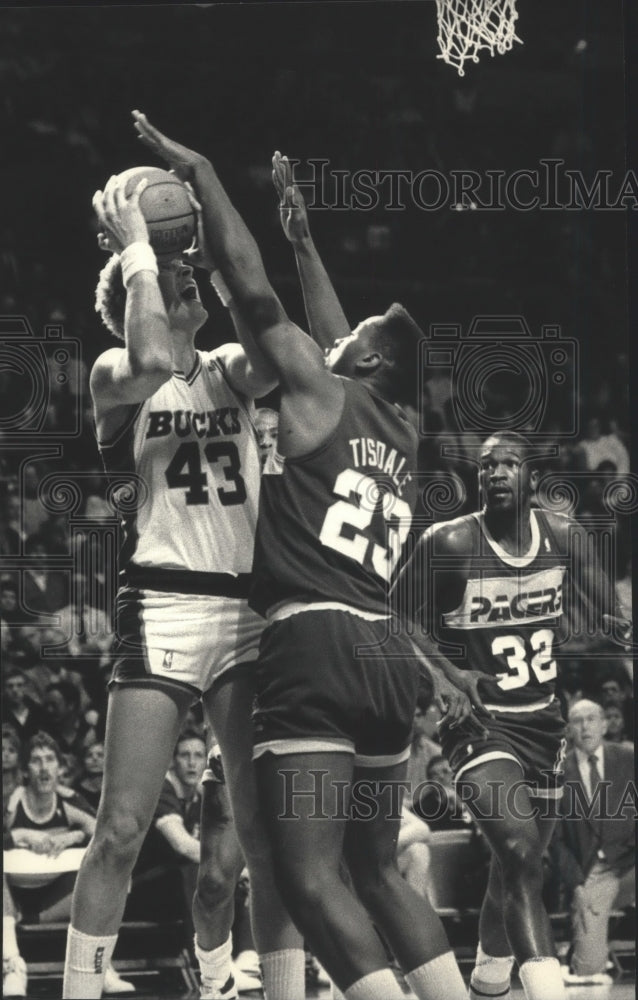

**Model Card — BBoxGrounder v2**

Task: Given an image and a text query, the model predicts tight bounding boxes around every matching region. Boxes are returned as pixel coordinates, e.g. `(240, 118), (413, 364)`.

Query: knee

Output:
(497, 836), (543, 885)
(196, 864), (238, 913)
(350, 857), (399, 908)
(272, 857), (333, 915)
(90, 809), (148, 868)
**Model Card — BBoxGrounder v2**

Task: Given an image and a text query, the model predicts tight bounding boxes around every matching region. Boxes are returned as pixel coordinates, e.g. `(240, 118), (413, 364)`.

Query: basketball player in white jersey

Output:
(62, 175), (294, 1000)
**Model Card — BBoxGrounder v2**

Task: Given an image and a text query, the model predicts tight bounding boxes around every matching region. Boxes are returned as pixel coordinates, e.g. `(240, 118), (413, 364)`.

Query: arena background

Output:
(1, 1), (635, 997)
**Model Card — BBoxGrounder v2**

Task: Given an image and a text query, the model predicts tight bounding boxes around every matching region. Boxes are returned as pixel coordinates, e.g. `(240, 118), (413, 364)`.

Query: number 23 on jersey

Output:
(319, 468), (412, 583)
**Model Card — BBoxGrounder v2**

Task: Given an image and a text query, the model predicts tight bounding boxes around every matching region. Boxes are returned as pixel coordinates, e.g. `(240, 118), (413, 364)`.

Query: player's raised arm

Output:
(272, 151), (351, 350)
(184, 201), (278, 399)
(90, 174), (173, 410)
(132, 112), (330, 393)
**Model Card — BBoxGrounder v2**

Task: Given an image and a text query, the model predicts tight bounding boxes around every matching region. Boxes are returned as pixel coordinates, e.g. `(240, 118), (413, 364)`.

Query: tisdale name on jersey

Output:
(145, 407), (242, 440)
(348, 437), (413, 496)
(443, 567), (566, 629)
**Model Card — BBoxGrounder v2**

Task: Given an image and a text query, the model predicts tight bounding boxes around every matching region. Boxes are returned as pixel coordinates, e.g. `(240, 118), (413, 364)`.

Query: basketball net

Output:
(436, 0), (522, 76)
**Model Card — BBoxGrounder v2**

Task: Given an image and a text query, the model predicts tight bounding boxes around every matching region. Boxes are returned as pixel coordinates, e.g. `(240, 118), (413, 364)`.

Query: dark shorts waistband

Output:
(122, 564), (252, 598)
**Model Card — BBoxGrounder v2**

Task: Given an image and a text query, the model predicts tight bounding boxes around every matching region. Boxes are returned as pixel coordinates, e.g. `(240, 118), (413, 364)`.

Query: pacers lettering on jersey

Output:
(444, 566), (566, 630)
(348, 437), (412, 497)
(146, 408), (242, 440)
(469, 585), (563, 623)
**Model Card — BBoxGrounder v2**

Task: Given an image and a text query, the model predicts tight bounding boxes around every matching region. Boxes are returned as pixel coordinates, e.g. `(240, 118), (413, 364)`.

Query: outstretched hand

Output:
(272, 151), (310, 243)
(132, 110), (208, 182)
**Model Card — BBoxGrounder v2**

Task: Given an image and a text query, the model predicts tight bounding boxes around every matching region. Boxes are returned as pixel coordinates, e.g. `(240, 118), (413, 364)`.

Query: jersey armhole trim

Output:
(97, 401), (145, 449)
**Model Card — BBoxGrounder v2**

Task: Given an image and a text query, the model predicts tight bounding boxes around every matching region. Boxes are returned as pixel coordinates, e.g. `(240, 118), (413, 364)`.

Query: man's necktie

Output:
(588, 752), (602, 800)
(588, 752), (604, 854)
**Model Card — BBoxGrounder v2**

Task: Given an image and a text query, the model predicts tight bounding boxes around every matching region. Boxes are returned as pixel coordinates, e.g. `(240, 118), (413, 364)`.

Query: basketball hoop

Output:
(436, 0), (522, 77)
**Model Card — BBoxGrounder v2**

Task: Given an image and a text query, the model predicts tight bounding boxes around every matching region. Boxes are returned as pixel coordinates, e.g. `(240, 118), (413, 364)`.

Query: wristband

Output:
(120, 241), (158, 288)
(209, 270), (233, 308)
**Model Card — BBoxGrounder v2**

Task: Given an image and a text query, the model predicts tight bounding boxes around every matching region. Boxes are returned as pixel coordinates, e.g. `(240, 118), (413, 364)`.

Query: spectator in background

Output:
(3, 732), (131, 997)
(405, 690), (442, 808)
(20, 626), (91, 710)
(23, 533), (68, 615)
(576, 415), (629, 475)
(553, 700), (635, 986)
(396, 803), (431, 902)
(598, 673), (634, 743)
(38, 512), (71, 556)
(21, 465), (50, 539)
(602, 701), (633, 748)
(59, 753), (84, 790)
(74, 741), (105, 812)
(2, 669), (50, 744)
(0, 490), (24, 555)
(1, 581), (27, 647)
(2, 725), (23, 803)
(416, 756), (476, 832)
(254, 407), (279, 470)
(43, 681), (94, 760)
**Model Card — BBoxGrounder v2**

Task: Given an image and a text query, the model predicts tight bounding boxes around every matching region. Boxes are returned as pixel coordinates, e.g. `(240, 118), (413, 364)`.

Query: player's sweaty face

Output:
(158, 259), (207, 331)
(479, 443), (531, 510)
(325, 317), (382, 376)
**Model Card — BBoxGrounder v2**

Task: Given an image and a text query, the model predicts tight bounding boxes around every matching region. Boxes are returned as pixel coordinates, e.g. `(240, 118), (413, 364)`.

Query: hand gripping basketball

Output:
(93, 175), (150, 254)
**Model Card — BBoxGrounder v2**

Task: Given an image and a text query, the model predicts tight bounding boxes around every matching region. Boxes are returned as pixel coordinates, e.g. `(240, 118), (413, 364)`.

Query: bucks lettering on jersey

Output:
(98, 351), (260, 582)
(250, 380), (418, 617)
(434, 509), (567, 709)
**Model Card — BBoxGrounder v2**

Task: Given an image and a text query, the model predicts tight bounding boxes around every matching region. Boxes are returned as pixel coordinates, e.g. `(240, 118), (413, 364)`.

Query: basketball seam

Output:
(147, 213), (195, 224)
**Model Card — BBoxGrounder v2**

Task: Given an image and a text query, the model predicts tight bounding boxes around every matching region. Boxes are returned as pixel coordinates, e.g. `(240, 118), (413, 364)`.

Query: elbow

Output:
(239, 293), (286, 338)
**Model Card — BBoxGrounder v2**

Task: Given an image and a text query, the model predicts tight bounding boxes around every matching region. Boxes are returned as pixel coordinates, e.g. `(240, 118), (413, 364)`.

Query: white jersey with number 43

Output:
(99, 349), (261, 579)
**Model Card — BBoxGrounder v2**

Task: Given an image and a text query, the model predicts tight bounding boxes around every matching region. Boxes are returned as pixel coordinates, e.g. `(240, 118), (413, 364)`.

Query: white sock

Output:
(405, 950), (467, 1000)
(194, 934), (233, 990)
(63, 925), (117, 999)
(519, 958), (566, 1000)
(259, 947), (305, 1000)
(3, 916), (19, 959)
(344, 968), (406, 999)
(469, 944), (515, 998)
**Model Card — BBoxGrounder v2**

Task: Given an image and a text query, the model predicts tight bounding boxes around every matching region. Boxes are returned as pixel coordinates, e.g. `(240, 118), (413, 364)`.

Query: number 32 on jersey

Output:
(492, 629), (557, 690)
(319, 468), (412, 582)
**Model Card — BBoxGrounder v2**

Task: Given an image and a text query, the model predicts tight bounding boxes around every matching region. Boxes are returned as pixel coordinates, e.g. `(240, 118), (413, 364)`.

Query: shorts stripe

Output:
(454, 751), (523, 782)
(267, 600), (389, 624)
(529, 786), (564, 800)
(354, 746), (411, 769)
(108, 674), (200, 699)
(483, 698), (555, 714)
(252, 737), (354, 760)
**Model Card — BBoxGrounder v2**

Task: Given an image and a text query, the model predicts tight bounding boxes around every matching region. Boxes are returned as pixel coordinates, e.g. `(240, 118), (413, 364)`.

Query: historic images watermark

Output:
(288, 158), (638, 212)
(275, 769), (638, 823)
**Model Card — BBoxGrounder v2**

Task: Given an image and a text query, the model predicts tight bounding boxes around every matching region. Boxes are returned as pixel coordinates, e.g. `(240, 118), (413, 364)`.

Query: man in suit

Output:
(554, 699), (635, 985)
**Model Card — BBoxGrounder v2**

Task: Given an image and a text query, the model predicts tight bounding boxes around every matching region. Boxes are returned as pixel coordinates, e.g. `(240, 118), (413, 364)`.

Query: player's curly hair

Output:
(94, 254), (126, 341)
(376, 302), (424, 408)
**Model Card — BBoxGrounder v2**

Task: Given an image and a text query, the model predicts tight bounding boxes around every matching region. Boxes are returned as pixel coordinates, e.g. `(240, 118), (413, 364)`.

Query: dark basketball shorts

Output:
(440, 698), (567, 800)
(252, 607), (420, 768)
(109, 586), (264, 698)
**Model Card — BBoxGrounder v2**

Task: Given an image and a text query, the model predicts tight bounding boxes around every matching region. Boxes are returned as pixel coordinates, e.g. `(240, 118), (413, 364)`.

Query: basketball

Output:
(118, 166), (196, 258)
